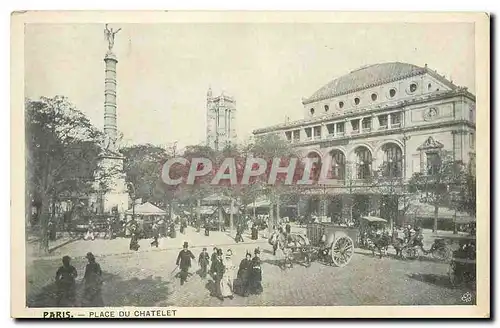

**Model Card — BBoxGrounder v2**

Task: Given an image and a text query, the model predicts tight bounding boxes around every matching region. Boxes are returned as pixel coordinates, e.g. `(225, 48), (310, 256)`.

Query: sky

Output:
(25, 23), (475, 149)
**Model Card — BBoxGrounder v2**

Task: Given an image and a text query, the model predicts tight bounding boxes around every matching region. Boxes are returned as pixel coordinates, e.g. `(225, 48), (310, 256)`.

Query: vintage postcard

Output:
(11, 11), (490, 318)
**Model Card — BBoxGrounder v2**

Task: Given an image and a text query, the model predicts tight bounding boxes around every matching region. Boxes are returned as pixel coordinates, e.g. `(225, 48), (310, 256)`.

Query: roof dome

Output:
(303, 62), (427, 104)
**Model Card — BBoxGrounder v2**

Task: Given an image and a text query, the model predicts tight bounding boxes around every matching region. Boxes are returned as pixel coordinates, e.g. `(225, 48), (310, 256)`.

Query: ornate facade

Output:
(206, 87), (237, 151)
(253, 62), (476, 224)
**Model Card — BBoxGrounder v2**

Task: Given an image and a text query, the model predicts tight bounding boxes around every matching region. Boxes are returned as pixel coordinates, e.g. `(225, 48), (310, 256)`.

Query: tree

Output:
(244, 133), (297, 232)
(121, 144), (169, 206)
(408, 152), (464, 232)
(456, 164), (476, 217)
(26, 96), (106, 252)
(372, 163), (411, 230)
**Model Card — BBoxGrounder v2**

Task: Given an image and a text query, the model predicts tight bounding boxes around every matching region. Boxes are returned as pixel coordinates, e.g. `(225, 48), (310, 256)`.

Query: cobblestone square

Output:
(26, 237), (475, 308)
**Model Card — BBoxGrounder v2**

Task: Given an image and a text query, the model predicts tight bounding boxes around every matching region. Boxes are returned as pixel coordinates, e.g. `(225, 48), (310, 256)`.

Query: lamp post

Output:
(127, 182), (136, 222)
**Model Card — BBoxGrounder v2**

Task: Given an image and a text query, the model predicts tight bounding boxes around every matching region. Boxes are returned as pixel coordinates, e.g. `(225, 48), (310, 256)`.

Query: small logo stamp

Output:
(461, 292), (473, 303)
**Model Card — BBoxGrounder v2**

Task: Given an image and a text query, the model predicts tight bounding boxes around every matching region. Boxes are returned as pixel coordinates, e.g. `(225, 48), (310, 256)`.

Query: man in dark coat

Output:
(198, 247), (210, 278)
(176, 242), (195, 285)
(83, 252), (103, 306)
(55, 255), (77, 306)
(211, 248), (225, 301)
(236, 252), (253, 296)
(205, 223), (210, 236)
(235, 225), (244, 243)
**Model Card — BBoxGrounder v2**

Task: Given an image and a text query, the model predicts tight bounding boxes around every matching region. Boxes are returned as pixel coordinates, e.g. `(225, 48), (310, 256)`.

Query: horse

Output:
(366, 232), (391, 258)
(269, 231), (312, 268)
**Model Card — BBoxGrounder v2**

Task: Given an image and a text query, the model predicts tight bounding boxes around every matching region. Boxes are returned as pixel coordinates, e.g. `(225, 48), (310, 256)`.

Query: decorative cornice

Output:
(253, 90), (476, 135)
(302, 69), (427, 105)
(290, 120), (474, 149)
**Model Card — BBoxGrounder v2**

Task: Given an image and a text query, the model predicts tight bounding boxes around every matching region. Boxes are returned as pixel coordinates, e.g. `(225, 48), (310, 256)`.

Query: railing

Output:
(362, 127), (372, 133)
(391, 122), (401, 128)
(351, 129), (360, 135)
(378, 125), (388, 130)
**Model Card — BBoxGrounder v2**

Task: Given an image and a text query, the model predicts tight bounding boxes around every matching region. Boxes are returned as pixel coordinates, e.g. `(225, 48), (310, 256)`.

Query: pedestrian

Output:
(176, 242), (195, 285)
(159, 219), (166, 237)
(106, 217), (113, 239)
(198, 247), (210, 279)
(235, 225), (244, 243)
(85, 220), (96, 241)
(285, 223), (291, 235)
(236, 252), (252, 296)
(251, 223), (258, 240)
(55, 255), (77, 306)
(83, 252), (103, 306)
(210, 247), (218, 278)
(129, 230), (140, 251)
(211, 249), (225, 300)
(220, 249), (235, 300)
(150, 220), (159, 248)
(204, 222), (210, 236)
(169, 221), (176, 238)
(249, 248), (263, 295)
(48, 220), (57, 241)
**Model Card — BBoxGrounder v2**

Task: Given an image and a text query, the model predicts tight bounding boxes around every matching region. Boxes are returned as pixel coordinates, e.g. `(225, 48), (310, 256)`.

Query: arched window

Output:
(306, 152), (322, 182)
(355, 147), (372, 179)
(330, 150), (346, 180)
(382, 143), (403, 178)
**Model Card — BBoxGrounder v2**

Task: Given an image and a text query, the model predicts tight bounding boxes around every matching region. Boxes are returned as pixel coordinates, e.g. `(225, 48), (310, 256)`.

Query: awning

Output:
(125, 202), (167, 216)
(247, 199), (271, 209)
(202, 194), (233, 203)
(223, 206), (241, 215)
(403, 200), (475, 222)
(361, 216), (388, 223)
(199, 206), (216, 215)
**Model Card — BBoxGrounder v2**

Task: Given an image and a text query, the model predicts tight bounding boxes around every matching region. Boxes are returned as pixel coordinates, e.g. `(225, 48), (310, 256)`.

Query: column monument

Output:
(95, 24), (129, 214)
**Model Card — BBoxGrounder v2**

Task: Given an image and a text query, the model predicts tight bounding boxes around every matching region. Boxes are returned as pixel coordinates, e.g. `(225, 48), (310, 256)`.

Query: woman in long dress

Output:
(220, 249), (236, 300)
(249, 248), (263, 295)
(236, 252), (253, 296)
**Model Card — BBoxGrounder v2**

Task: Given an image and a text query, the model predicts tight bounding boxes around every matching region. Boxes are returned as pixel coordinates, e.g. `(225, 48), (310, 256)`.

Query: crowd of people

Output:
(175, 242), (263, 301)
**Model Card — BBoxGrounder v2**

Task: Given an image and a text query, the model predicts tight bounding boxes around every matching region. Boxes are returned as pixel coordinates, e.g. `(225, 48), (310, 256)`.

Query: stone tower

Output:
(206, 87), (237, 151)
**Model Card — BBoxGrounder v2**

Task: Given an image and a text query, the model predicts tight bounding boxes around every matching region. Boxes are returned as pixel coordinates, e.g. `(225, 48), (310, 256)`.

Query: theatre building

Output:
(253, 62), (476, 226)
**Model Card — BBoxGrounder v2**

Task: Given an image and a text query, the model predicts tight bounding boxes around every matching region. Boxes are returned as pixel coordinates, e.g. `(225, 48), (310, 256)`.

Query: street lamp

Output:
(127, 182), (136, 223)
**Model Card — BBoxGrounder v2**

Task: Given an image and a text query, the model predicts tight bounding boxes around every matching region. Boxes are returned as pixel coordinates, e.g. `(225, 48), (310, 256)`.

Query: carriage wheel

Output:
(432, 247), (452, 262)
(402, 247), (415, 260)
(331, 236), (354, 267)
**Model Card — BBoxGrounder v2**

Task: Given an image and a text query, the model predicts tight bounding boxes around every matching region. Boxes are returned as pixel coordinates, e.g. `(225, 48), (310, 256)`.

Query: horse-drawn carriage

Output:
(272, 222), (358, 268)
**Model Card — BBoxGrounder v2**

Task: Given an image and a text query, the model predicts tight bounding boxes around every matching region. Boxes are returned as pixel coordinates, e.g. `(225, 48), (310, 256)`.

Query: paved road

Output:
(26, 240), (475, 308)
